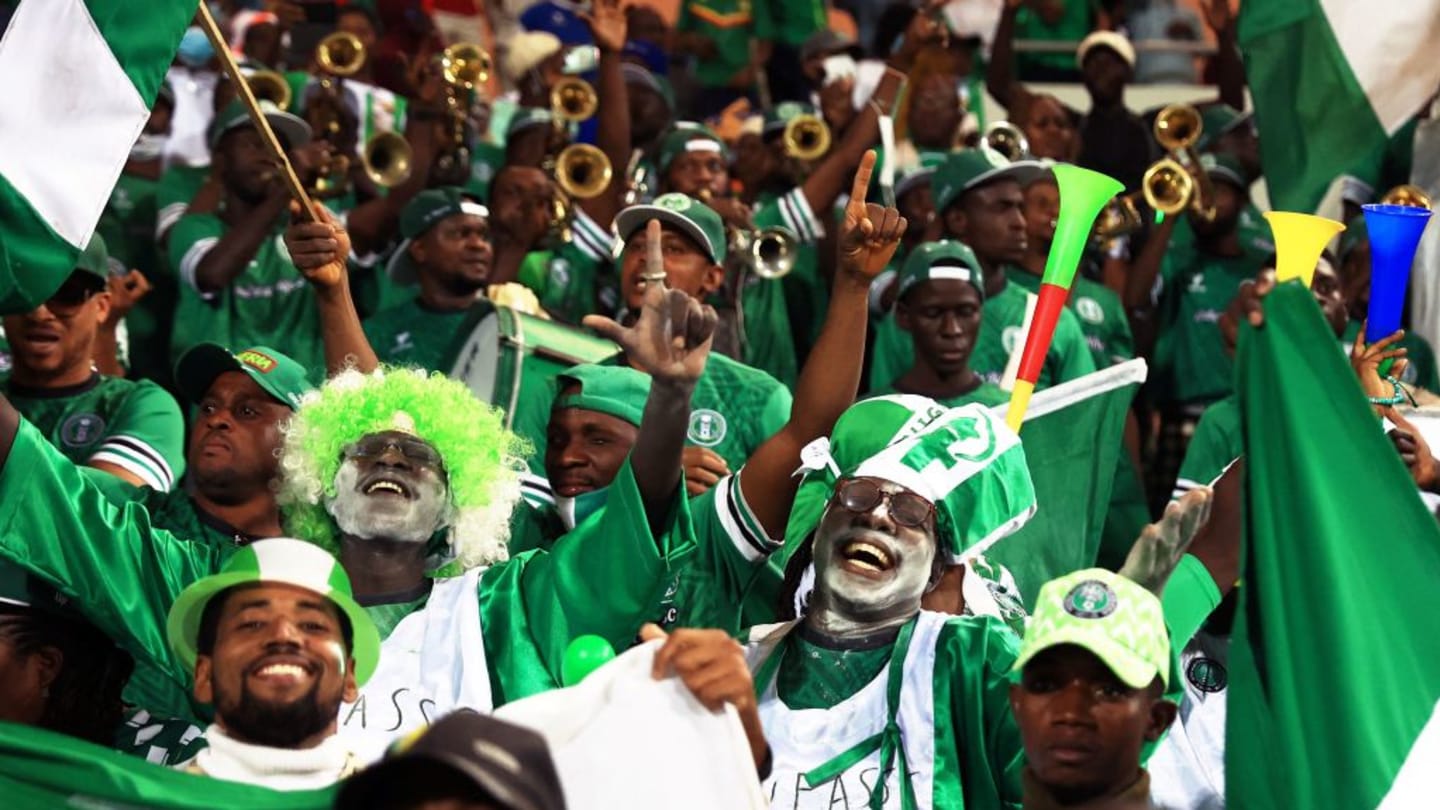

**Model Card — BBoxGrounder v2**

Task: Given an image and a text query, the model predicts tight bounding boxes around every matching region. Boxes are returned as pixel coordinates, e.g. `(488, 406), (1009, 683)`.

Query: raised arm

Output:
(739, 152), (906, 538)
(578, 0), (631, 229)
(285, 201), (381, 374)
(797, 68), (907, 220)
(987, 0), (1036, 116)
(1202, 0), (1247, 112)
(191, 190), (289, 294)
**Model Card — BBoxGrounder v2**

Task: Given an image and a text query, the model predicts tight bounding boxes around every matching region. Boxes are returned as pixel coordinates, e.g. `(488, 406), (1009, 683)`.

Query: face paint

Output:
(328, 460), (450, 544)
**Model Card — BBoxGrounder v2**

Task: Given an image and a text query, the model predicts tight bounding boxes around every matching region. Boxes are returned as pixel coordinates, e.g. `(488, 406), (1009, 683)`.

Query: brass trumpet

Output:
(316, 31), (365, 78)
(783, 114), (831, 161)
(1153, 103), (1215, 221)
(362, 131), (413, 188)
(551, 76), (599, 124)
(247, 70), (292, 111)
(1094, 194), (1144, 241)
(1381, 184), (1433, 210)
(441, 43), (490, 89)
(983, 121), (1030, 162)
(554, 143), (613, 200)
(731, 227), (797, 280)
(1141, 158), (1195, 216)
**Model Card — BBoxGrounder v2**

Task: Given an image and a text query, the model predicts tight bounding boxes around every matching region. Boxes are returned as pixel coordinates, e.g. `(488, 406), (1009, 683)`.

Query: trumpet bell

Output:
(1094, 194), (1144, 240)
(1381, 184), (1433, 210)
(1154, 103), (1203, 152)
(363, 132), (414, 188)
(246, 70), (292, 112)
(749, 228), (796, 279)
(555, 143), (613, 200)
(442, 43), (491, 89)
(316, 31), (365, 77)
(984, 121), (1030, 162)
(1142, 159), (1195, 217)
(783, 115), (831, 161)
(551, 77), (599, 123)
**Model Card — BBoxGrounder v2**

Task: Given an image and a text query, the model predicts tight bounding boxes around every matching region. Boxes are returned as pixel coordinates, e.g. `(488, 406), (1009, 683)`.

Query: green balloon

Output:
(562, 635), (616, 686)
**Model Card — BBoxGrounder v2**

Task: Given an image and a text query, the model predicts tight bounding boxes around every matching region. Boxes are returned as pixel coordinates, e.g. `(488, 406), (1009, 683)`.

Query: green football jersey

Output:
(971, 277), (1097, 388)
(751, 187), (825, 387)
(1005, 267), (1134, 369)
(155, 164), (209, 242)
(537, 209), (620, 325)
(1172, 394), (1241, 501)
(98, 172), (179, 385)
(753, 0), (826, 46)
(1154, 250), (1264, 405)
(3, 373), (184, 492)
(1165, 201), (1276, 265)
(168, 213), (328, 381)
(676, 0), (758, 87)
(364, 298), (472, 370)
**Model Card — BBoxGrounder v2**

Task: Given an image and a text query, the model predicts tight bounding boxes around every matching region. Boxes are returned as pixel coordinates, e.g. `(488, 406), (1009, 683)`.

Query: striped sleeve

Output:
(177, 237), (219, 298)
(89, 436), (177, 491)
(776, 188), (825, 242)
(155, 201), (187, 240)
(710, 473), (781, 563)
(520, 471), (555, 509)
(569, 208), (618, 262)
(86, 381), (186, 492)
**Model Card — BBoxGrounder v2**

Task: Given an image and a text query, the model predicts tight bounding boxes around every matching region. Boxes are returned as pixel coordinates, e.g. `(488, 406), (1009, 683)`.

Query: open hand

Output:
(1349, 320), (1410, 404)
(1119, 487), (1214, 595)
(640, 623), (767, 770)
(1388, 410), (1438, 492)
(581, 0), (628, 54)
(837, 150), (907, 281)
(284, 201), (349, 288)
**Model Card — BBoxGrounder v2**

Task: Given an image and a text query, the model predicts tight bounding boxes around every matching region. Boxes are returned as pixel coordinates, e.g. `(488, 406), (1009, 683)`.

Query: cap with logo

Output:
(896, 240), (986, 303)
(174, 343), (314, 410)
(1013, 567), (1170, 689)
(931, 148), (1047, 215)
(74, 233), (112, 283)
(166, 537), (382, 686)
(656, 125), (730, 174)
(762, 101), (820, 139)
(614, 192), (727, 264)
(1200, 152), (1248, 191)
(387, 187), (491, 284)
(332, 709), (566, 810)
(1076, 30), (1136, 71)
(207, 97), (312, 151)
(555, 364), (650, 428)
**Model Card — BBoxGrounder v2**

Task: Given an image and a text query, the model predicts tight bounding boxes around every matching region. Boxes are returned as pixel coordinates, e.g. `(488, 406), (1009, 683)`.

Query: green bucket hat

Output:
(554, 364), (651, 427)
(896, 240), (986, 304)
(1014, 568), (1170, 689)
(615, 192), (727, 264)
(174, 343), (314, 410)
(167, 537), (381, 687)
(74, 234), (111, 282)
(656, 125), (730, 174)
(207, 97), (312, 151)
(387, 188), (490, 284)
(932, 148), (1046, 215)
(787, 395), (1037, 563)
(1199, 152), (1247, 191)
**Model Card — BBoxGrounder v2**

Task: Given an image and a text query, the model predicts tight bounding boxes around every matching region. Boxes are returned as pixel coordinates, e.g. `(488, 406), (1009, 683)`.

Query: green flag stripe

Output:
(81, 0), (194, 105)
(0, 173), (81, 313)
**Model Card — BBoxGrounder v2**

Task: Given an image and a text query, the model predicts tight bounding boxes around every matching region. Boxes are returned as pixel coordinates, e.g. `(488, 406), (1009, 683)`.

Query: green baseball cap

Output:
(554, 364), (651, 427)
(656, 125), (729, 174)
(387, 188), (490, 284)
(506, 107), (554, 140)
(615, 192), (727, 264)
(0, 560), (86, 622)
(894, 152), (948, 201)
(174, 343), (314, 410)
(1197, 104), (1251, 152)
(207, 97), (312, 151)
(932, 148), (1046, 215)
(1014, 568), (1170, 689)
(74, 234), (111, 282)
(1200, 152), (1247, 191)
(762, 101), (819, 138)
(167, 537), (381, 687)
(896, 240), (986, 303)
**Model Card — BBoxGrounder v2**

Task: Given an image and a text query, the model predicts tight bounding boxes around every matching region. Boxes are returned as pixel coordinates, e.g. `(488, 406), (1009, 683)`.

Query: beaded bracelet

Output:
(1368, 375), (1406, 406)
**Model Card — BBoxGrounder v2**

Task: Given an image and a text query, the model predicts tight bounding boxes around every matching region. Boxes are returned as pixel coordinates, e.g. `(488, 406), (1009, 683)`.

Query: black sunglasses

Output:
(342, 435), (445, 473)
(833, 477), (935, 528)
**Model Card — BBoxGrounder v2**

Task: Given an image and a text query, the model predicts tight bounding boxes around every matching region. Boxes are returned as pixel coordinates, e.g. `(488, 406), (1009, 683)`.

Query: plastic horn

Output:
(1005, 163), (1124, 433)
(1363, 203), (1432, 375)
(1264, 211), (1345, 288)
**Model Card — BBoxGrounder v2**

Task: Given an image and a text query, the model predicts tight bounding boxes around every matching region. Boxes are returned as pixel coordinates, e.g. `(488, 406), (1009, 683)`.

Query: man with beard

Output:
(167, 537), (380, 787)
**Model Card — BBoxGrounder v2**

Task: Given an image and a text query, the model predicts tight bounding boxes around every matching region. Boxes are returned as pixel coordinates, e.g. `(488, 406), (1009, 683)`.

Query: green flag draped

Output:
(1229, 282), (1440, 807)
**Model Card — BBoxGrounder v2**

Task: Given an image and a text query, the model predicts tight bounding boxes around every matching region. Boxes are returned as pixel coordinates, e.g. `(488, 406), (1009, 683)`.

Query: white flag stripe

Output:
(1378, 696), (1440, 808)
(0, 0), (149, 247)
(1320, 0), (1440, 132)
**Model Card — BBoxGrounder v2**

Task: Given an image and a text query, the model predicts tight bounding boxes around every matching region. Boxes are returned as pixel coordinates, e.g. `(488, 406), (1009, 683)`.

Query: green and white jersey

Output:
(1154, 250), (1263, 406)
(155, 164), (209, 242)
(1171, 395), (1241, 502)
(538, 209), (620, 324)
(364, 298), (472, 370)
(3, 373), (184, 491)
(1342, 319), (1440, 392)
(866, 380), (1011, 410)
(168, 213), (327, 381)
(972, 277), (1097, 389)
(1165, 201), (1275, 266)
(114, 709), (206, 767)
(750, 187), (826, 388)
(1005, 268), (1134, 369)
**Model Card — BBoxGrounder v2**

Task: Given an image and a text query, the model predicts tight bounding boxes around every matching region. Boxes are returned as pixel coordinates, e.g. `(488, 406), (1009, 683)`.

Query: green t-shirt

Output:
(1155, 249), (1264, 405)
(3, 373), (185, 492)
(1014, 1), (1093, 73)
(1165, 201), (1276, 264)
(536, 209), (620, 325)
(675, 0), (756, 87)
(751, 188), (826, 388)
(1342, 319), (1440, 392)
(1172, 394), (1241, 501)
(167, 213), (328, 381)
(754, 0), (827, 46)
(972, 277), (1098, 388)
(99, 172), (180, 385)
(155, 164), (209, 243)
(98, 173), (160, 274)
(364, 297), (473, 370)
(1005, 267), (1134, 369)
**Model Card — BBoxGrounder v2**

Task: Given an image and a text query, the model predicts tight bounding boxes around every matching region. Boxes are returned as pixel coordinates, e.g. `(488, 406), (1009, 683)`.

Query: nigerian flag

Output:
(0, 0), (191, 312)
(1229, 282), (1440, 807)
(986, 359), (1144, 604)
(1238, 0), (1440, 212)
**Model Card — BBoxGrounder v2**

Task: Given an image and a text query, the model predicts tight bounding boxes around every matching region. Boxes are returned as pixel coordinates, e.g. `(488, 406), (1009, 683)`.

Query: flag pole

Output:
(195, 0), (316, 223)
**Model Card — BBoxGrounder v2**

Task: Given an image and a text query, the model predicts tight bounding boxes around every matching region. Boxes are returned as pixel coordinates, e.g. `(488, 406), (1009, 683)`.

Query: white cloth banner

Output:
(495, 641), (768, 810)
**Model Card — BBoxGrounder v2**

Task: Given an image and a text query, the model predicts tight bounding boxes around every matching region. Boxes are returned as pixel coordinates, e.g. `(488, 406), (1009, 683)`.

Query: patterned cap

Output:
(1014, 568), (1170, 689)
(896, 240), (986, 303)
(614, 193), (727, 264)
(555, 364), (651, 427)
(167, 538), (382, 686)
(791, 395), (1036, 563)
(174, 343), (314, 410)
(932, 148), (1046, 214)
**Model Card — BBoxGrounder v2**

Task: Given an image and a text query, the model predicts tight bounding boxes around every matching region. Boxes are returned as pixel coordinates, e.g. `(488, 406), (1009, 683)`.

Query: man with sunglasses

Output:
(1, 234), (185, 491)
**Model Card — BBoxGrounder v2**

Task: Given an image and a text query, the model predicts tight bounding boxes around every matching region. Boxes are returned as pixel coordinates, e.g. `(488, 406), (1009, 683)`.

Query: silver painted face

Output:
(327, 457), (450, 544)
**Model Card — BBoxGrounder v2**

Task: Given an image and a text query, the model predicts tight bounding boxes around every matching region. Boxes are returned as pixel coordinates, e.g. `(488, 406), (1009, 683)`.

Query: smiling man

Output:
(166, 537), (380, 788)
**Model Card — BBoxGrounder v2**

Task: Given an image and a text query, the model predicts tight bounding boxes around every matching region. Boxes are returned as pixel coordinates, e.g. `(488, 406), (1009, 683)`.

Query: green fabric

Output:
(537, 240), (615, 326)
(1005, 267), (1133, 369)
(0, 723), (333, 809)
(98, 172), (176, 384)
(737, 271), (799, 388)
(899, 240), (986, 302)
(1342, 319), (1440, 391)
(1159, 554), (1221, 651)
(174, 343), (314, 410)
(1155, 249), (1265, 405)
(1163, 203), (1277, 279)
(113, 709), (207, 767)
(1174, 394), (1241, 496)
(1016, 568), (1171, 689)
(1014, 0), (1093, 72)
(0, 172), (80, 315)
(168, 214), (327, 381)
(155, 164), (209, 239)
(86, 0), (195, 102)
(867, 380), (1011, 409)
(3, 373), (186, 491)
(617, 193), (729, 264)
(754, 0), (827, 46)
(74, 233), (112, 280)
(1096, 454), (1151, 572)
(464, 141), (507, 201)
(363, 592), (431, 640)
(364, 298), (472, 370)
(1229, 280), (1440, 806)
(655, 126), (729, 174)
(398, 186), (478, 239)
(776, 632), (892, 709)
(970, 277), (1097, 389)
(676, 0), (757, 87)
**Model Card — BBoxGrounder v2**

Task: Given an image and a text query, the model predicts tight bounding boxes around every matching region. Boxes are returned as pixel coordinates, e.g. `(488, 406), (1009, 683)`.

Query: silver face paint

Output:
(328, 460), (449, 544)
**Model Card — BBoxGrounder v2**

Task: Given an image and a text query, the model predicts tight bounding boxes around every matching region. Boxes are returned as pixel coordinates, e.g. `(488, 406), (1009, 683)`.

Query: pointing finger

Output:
(849, 150), (877, 210)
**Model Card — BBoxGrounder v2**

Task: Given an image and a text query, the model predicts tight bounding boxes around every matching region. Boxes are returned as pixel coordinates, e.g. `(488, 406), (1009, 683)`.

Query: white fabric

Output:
(251, 540), (342, 596)
(163, 66), (218, 169)
(183, 725), (355, 790)
(748, 612), (947, 809)
(1405, 111), (1440, 355)
(0, 0), (151, 247)
(851, 403), (1023, 507)
(1149, 633), (1229, 810)
(1319, 0), (1440, 132)
(1379, 695), (1440, 808)
(338, 569), (492, 763)
(495, 641), (767, 810)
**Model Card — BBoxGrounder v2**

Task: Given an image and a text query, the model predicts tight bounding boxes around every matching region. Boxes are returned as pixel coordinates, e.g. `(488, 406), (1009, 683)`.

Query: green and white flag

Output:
(1229, 282), (1440, 807)
(986, 359), (1144, 605)
(0, 0), (191, 313)
(1238, 0), (1440, 212)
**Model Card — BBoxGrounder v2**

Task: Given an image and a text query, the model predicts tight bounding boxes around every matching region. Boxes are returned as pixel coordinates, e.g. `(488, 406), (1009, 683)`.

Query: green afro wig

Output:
(278, 367), (530, 568)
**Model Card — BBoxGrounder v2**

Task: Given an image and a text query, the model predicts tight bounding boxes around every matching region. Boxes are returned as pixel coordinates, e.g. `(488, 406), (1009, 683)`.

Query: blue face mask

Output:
(177, 26), (214, 68)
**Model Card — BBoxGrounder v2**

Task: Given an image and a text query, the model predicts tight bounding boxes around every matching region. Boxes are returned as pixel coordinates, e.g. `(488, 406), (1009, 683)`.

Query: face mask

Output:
(554, 487), (610, 532)
(177, 27), (215, 68)
(130, 132), (168, 161)
(821, 54), (857, 87)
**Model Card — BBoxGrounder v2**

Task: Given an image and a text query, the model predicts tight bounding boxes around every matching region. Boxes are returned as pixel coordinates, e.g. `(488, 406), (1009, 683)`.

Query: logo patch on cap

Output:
(235, 349), (278, 373)
(1063, 580), (1117, 619)
(656, 193), (692, 212)
(1186, 657), (1227, 693)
